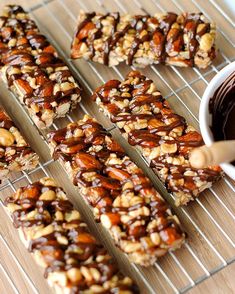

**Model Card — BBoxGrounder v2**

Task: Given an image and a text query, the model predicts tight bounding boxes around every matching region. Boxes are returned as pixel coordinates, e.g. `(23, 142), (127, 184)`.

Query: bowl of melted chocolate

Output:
(199, 61), (235, 180)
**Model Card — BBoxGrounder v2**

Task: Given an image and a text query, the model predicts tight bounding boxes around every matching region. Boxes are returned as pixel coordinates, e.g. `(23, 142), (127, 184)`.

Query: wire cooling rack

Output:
(0, 0), (234, 293)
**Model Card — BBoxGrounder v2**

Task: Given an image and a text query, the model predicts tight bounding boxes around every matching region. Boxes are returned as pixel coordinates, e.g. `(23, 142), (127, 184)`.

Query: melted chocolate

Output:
(209, 71), (235, 165)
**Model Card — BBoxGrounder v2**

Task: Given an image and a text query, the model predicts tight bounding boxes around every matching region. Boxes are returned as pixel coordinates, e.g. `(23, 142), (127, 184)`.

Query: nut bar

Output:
(48, 115), (185, 266)
(91, 71), (222, 206)
(0, 106), (39, 180)
(4, 177), (138, 293)
(71, 11), (216, 68)
(0, 5), (82, 129)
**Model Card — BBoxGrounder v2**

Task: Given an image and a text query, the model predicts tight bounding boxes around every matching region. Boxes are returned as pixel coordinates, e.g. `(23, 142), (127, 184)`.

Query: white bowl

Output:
(199, 61), (235, 180)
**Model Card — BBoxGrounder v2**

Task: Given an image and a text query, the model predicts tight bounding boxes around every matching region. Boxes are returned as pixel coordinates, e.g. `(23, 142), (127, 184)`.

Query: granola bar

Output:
(0, 106), (39, 180)
(48, 115), (185, 266)
(91, 71), (222, 206)
(4, 177), (138, 293)
(0, 5), (82, 129)
(71, 11), (216, 68)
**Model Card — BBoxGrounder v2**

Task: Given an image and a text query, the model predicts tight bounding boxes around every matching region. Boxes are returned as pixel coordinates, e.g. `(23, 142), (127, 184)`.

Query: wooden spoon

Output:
(189, 140), (235, 168)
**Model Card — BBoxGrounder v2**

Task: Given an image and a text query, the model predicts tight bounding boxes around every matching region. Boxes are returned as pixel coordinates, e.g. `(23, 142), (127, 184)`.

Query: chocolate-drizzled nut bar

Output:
(71, 11), (216, 68)
(0, 106), (39, 180)
(48, 115), (185, 266)
(4, 177), (138, 293)
(0, 5), (82, 129)
(91, 71), (222, 206)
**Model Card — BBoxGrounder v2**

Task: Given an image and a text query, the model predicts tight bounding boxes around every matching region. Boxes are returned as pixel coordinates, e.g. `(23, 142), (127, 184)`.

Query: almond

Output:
(21, 186), (40, 199)
(36, 53), (56, 65)
(60, 142), (86, 154)
(151, 31), (164, 56)
(75, 152), (102, 170)
(148, 118), (164, 129)
(43, 45), (56, 54)
(35, 81), (54, 98)
(128, 225), (146, 239)
(159, 227), (181, 245)
(95, 175), (120, 190)
(16, 37), (28, 46)
(92, 80), (120, 101)
(167, 28), (179, 41)
(107, 167), (130, 181)
(1, 27), (13, 40)
(2, 51), (34, 66)
(35, 72), (49, 86)
(14, 79), (33, 97)
(76, 232), (96, 244)
(76, 22), (96, 40)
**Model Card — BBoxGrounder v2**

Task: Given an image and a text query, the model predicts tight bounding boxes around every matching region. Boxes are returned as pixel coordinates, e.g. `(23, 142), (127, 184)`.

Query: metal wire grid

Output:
(0, 0), (234, 293)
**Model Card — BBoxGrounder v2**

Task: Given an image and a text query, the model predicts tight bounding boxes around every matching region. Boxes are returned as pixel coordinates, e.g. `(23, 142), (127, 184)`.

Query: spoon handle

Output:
(189, 140), (235, 168)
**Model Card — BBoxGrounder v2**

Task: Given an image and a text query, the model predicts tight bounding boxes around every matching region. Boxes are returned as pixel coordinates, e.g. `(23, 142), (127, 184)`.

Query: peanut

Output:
(160, 143), (177, 154)
(39, 190), (56, 201)
(40, 177), (57, 187)
(122, 241), (141, 253)
(65, 210), (80, 222)
(0, 128), (14, 147)
(33, 224), (54, 239)
(199, 33), (214, 52)
(100, 213), (120, 229)
(57, 235), (68, 245)
(67, 268), (82, 283)
(90, 268), (101, 281)
(90, 285), (104, 293)
(196, 23), (206, 34)
(80, 266), (93, 281)
(150, 232), (161, 245)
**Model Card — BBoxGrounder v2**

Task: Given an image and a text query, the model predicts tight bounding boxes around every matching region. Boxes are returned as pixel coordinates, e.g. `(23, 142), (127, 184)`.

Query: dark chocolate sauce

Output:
(209, 71), (235, 165)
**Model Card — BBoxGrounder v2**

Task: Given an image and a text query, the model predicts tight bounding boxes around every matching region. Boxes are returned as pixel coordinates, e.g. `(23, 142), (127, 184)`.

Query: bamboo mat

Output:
(0, 0), (234, 293)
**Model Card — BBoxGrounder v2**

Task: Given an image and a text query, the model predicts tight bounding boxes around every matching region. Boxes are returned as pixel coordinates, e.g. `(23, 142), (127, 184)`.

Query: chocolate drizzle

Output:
(92, 71), (222, 203)
(0, 5), (81, 128)
(48, 116), (185, 265)
(71, 11), (215, 68)
(5, 179), (138, 293)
